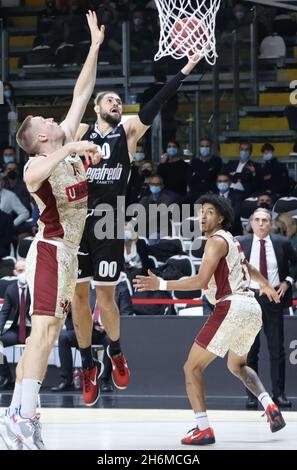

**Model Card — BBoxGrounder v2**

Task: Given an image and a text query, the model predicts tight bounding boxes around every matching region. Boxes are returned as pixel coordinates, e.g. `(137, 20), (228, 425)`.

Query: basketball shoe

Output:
(8, 413), (46, 450)
(107, 345), (130, 389)
(0, 409), (23, 450)
(265, 403), (286, 433)
(181, 426), (216, 446)
(82, 360), (104, 406)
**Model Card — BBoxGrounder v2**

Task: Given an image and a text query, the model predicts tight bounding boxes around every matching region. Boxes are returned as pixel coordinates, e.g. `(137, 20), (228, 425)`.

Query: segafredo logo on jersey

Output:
(66, 180), (88, 201)
(86, 163), (123, 182)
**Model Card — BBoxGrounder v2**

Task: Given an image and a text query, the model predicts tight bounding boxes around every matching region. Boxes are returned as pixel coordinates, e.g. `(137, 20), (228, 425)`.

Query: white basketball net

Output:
(154, 0), (221, 65)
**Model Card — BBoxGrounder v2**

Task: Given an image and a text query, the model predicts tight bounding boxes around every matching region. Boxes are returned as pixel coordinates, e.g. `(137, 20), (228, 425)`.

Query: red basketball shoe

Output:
(181, 427), (215, 446)
(265, 404), (286, 433)
(82, 361), (104, 406)
(107, 346), (130, 389)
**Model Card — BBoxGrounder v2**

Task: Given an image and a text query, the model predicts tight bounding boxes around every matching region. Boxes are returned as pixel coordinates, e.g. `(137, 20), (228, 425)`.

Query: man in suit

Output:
(0, 259), (31, 389)
(224, 142), (261, 198)
(238, 208), (297, 408)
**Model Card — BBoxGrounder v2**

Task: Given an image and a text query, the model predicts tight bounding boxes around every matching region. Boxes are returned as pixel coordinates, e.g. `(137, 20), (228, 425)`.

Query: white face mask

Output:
(17, 272), (27, 286)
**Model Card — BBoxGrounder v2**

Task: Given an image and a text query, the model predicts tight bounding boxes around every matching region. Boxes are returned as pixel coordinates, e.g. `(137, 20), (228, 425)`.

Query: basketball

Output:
(170, 17), (208, 57)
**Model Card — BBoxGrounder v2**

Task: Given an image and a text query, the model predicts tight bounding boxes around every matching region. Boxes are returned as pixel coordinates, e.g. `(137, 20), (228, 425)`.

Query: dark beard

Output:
(100, 111), (121, 126)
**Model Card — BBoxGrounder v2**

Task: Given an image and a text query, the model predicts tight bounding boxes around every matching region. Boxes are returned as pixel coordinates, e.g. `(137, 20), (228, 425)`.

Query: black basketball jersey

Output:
(82, 123), (131, 211)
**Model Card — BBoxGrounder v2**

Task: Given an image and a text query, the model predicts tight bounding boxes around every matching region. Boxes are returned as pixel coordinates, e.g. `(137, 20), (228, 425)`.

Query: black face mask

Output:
(7, 170), (18, 180)
(258, 202), (270, 210)
(142, 169), (152, 178)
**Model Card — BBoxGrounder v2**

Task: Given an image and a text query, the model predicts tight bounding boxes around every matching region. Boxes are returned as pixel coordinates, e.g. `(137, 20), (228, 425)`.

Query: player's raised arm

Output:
(61, 10), (105, 141)
(123, 56), (201, 154)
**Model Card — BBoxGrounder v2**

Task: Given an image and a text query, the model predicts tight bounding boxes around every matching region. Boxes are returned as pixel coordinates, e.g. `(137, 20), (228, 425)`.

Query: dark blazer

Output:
(237, 234), (297, 308)
(0, 282), (31, 334)
(224, 159), (261, 196)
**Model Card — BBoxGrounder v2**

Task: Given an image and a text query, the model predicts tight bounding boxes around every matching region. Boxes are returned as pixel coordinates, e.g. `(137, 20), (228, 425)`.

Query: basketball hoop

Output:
(154, 0), (221, 65)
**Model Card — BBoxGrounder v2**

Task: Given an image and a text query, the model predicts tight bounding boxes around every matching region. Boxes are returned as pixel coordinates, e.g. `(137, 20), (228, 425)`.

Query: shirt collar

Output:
(253, 234), (271, 243)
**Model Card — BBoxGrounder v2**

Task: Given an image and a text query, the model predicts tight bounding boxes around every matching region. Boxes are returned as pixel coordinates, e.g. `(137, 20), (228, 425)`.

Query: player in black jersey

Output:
(72, 56), (201, 405)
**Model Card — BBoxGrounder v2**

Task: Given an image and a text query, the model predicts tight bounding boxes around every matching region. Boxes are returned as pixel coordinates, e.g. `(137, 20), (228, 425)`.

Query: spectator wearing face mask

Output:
(188, 137), (222, 201)
(3, 161), (31, 213)
(130, 160), (155, 202)
(0, 259), (31, 390)
(257, 192), (274, 211)
(224, 142), (261, 198)
(126, 144), (147, 205)
(157, 140), (189, 203)
(0, 146), (16, 171)
(259, 143), (290, 197)
(139, 174), (175, 239)
(214, 172), (243, 235)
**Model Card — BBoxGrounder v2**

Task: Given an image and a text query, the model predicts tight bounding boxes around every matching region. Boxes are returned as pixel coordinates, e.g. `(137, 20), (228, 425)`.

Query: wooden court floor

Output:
(0, 408), (296, 450)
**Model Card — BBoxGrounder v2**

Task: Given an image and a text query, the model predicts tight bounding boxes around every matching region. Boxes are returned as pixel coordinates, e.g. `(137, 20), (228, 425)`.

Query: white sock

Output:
(258, 392), (274, 410)
(20, 379), (42, 419)
(194, 412), (209, 431)
(8, 382), (22, 416)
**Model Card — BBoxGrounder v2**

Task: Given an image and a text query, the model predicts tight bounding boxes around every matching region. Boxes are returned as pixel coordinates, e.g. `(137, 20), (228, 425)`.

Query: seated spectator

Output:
(188, 137), (222, 200)
(157, 141), (189, 203)
(215, 172), (243, 235)
(139, 174), (175, 240)
(126, 144), (146, 205)
(0, 146), (16, 171)
(224, 142), (261, 198)
(2, 160), (31, 213)
(260, 143), (290, 197)
(0, 174), (29, 235)
(37, 0), (62, 37)
(51, 306), (113, 393)
(0, 259), (30, 390)
(257, 192), (274, 211)
(130, 8), (154, 61)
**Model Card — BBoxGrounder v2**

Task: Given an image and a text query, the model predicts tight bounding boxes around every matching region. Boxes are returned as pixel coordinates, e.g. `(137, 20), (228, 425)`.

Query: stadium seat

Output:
(273, 197), (297, 216)
(17, 237), (34, 259)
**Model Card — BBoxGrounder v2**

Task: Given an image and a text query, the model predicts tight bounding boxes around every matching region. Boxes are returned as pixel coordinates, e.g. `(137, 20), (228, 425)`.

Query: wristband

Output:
(159, 278), (167, 290)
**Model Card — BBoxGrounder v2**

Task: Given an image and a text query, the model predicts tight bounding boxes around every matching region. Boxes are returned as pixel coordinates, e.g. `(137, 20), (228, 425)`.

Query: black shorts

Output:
(77, 215), (124, 285)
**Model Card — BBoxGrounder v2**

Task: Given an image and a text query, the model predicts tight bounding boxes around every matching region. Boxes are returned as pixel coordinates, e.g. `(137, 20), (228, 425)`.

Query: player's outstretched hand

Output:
(133, 270), (160, 291)
(259, 284), (280, 304)
(86, 10), (105, 48)
(72, 140), (102, 165)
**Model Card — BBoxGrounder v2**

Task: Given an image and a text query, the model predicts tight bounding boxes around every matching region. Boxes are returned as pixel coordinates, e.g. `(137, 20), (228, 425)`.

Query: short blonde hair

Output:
(16, 115), (38, 154)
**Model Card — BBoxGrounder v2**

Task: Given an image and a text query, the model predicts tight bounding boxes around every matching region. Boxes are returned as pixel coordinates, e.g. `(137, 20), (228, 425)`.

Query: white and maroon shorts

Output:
(195, 294), (262, 357)
(26, 239), (78, 319)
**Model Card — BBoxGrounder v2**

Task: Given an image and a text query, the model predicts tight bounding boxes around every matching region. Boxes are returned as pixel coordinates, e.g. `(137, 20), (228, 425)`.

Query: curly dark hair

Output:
(197, 194), (234, 231)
